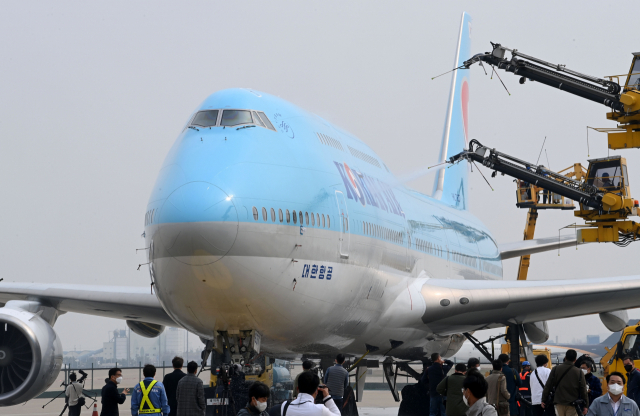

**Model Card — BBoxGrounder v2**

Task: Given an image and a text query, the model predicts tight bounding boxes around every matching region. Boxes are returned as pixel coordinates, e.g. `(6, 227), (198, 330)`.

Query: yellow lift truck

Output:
(455, 46), (640, 371)
(599, 322), (640, 395)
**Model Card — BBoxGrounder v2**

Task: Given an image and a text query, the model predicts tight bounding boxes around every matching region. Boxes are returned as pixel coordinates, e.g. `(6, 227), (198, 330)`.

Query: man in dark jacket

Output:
(579, 361), (601, 407)
(101, 368), (130, 416)
(541, 350), (588, 416)
(624, 356), (640, 406)
(437, 363), (468, 416)
(176, 361), (205, 416)
(163, 356), (186, 416)
(498, 354), (521, 416)
(424, 353), (454, 416)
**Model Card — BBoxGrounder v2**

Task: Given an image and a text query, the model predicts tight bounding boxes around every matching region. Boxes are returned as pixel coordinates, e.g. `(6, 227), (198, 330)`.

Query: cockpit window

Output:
(252, 111), (265, 128)
(257, 112), (276, 131)
(191, 110), (219, 127)
(221, 110), (253, 127)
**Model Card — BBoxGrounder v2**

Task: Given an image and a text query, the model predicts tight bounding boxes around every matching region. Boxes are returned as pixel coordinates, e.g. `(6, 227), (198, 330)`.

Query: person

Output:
(519, 361), (532, 416)
(437, 363), (469, 416)
(541, 350), (588, 416)
(176, 361), (205, 416)
(530, 355), (551, 416)
(586, 372), (640, 416)
(280, 371), (340, 416)
(624, 356), (640, 405)
(462, 370), (497, 416)
(427, 353), (455, 416)
(294, 361), (313, 399)
(163, 356), (186, 416)
(579, 360), (601, 407)
(238, 381), (270, 416)
(498, 354), (521, 416)
(323, 354), (349, 410)
(101, 368), (130, 416)
(486, 360), (510, 416)
(601, 172), (615, 189)
(468, 359), (482, 374)
(131, 364), (170, 416)
(66, 372), (85, 416)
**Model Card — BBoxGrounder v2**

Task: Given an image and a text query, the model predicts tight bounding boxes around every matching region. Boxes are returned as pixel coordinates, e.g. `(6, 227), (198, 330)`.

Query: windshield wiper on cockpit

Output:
(236, 125), (256, 130)
(188, 126), (200, 131)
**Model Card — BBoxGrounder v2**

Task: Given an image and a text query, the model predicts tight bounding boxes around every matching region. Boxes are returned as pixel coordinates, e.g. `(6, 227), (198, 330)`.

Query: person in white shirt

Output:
(65, 372), (85, 416)
(586, 372), (640, 416)
(280, 371), (340, 416)
(530, 355), (551, 416)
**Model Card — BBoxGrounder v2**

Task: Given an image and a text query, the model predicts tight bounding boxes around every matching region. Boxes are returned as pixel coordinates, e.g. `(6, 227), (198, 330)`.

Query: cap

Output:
(522, 361), (531, 366)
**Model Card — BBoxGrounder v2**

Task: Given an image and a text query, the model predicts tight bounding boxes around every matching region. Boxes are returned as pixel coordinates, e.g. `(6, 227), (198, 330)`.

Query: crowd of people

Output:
(76, 349), (640, 416)
(418, 349), (640, 416)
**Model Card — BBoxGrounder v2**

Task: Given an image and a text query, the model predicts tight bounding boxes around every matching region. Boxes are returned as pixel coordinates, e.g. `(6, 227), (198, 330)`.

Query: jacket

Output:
(627, 369), (640, 406)
(541, 362), (588, 407)
(162, 369), (186, 416)
(323, 364), (349, 399)
(427, 360), (454, 397)
(585, 373), (602, 407)
(437, 373), (468, 416)
(519, 371), (531, 398)
(238, 406), (270, 416)
(586, 394), (640, 416)
(279, 392), (340, 416)
(486, 371), (510, 411)
(502, 364), (520, 416)
(131, 377), (170, 415)
(466, 398), (498, 416)
(175, 374), (205, 416)
(101, 380), (127, 416)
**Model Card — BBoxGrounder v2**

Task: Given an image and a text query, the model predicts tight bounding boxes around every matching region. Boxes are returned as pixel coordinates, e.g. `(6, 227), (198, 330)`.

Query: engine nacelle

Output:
(523, 321), (550, 344)
(126, 320), (165, 338)
(0, 302), (63, 406)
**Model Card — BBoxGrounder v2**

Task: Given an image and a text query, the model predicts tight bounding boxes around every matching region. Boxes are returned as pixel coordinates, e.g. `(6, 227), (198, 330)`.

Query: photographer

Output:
(586, 372), (640, 416)
(280, 371), (339, 416)
(66, 372), (85, 416)
(541, 350), (588, 416)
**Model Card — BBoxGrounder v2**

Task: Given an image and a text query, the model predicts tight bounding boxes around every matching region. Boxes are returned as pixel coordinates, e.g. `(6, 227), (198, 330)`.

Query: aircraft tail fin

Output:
(433, 12), (472, 209)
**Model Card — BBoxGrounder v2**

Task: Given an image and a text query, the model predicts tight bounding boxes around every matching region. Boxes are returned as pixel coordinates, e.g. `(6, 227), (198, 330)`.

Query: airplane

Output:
(1, 11), (640, 406)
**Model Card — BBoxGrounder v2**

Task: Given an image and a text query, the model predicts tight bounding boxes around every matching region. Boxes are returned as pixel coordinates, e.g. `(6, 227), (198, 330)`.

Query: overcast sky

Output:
(0, 1), (638, 352)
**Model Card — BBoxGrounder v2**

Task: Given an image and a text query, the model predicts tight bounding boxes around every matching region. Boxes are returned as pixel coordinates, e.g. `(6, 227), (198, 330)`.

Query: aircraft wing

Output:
(420, 275), (640, 335)
(499, 233), (582, 259)
(0, 283), (176, 327)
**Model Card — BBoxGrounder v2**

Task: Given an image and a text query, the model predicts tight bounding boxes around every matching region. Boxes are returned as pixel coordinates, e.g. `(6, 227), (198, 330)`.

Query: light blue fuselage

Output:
(144, 88), (501, 358)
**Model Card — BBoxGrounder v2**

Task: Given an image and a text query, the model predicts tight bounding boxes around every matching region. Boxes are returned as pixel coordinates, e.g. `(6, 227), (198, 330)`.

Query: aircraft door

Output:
(335, 191), (349, 259)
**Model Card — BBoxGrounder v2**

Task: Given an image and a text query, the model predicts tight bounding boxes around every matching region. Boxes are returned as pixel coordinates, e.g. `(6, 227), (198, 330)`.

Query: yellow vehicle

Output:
(600, 322), (640, 395)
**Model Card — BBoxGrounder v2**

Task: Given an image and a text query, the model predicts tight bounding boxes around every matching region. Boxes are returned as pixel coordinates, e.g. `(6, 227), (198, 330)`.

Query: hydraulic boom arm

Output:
(463, 43), (626, 111)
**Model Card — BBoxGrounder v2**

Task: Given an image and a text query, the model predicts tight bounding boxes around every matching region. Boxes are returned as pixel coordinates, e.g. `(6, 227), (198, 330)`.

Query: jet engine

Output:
(126, 320), (165, 338)
(523, 321), (550, 344)
(0, 301), (63, 406)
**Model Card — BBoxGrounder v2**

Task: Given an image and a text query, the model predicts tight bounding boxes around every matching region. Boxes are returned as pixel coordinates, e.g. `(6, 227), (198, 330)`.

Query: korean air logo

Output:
(344, 163), (362, 201)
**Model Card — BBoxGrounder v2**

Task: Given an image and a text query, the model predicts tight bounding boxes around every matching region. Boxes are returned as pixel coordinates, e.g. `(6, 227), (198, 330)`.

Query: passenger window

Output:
(270, 208), (276, 222)
(286, 209), (290, 223)
(221, 110), (253, 127)
(311, 213), (315, 226)
(327, 215), (330, 228)
(300, 211), (303, 225)
(257, 112), (276, 131)
(322, 214), (326, 228)
(316, 214), (320, 227)
(279, 209), (284, 223)
(191, 110), (219, 128)
(252, 111), (265, 128)
(262, 207), (267, 221)
(305, 212), (309, 225)
(293, 210), (297, 224)
(252, 207), (258, 221)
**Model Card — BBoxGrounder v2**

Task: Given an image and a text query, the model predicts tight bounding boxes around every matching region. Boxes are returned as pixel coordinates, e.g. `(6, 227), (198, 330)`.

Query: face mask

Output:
(477, 366), (481, 371)
(609, 384), (624, 396)
(582, 369), (588, 375)
(255, 400), (267, 412)
(462, 389), (469, 406)
(625, 364), (634, 372)
(115, 377), (123, 385)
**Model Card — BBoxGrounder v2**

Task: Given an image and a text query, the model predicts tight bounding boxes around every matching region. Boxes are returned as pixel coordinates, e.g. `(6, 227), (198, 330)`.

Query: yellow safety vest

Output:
(138, 380), (161, 414)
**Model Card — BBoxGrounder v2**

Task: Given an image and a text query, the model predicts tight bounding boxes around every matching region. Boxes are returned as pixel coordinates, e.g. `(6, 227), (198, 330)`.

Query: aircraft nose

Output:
(155, 182), (238, 265)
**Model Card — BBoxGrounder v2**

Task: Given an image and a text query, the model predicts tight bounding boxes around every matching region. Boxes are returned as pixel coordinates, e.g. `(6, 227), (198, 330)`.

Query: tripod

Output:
(42, 381), (97, 416)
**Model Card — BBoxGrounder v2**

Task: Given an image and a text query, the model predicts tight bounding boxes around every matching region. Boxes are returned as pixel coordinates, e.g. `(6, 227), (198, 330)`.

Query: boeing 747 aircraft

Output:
(0, 12), (639, 406)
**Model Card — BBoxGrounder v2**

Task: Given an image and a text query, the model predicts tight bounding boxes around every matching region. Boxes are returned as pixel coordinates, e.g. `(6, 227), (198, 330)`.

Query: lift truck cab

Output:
(601, 322), (640, 396)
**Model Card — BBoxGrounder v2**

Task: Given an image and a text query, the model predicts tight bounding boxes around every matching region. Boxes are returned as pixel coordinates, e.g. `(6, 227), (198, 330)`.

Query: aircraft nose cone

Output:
(155, 182), (238, 265)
